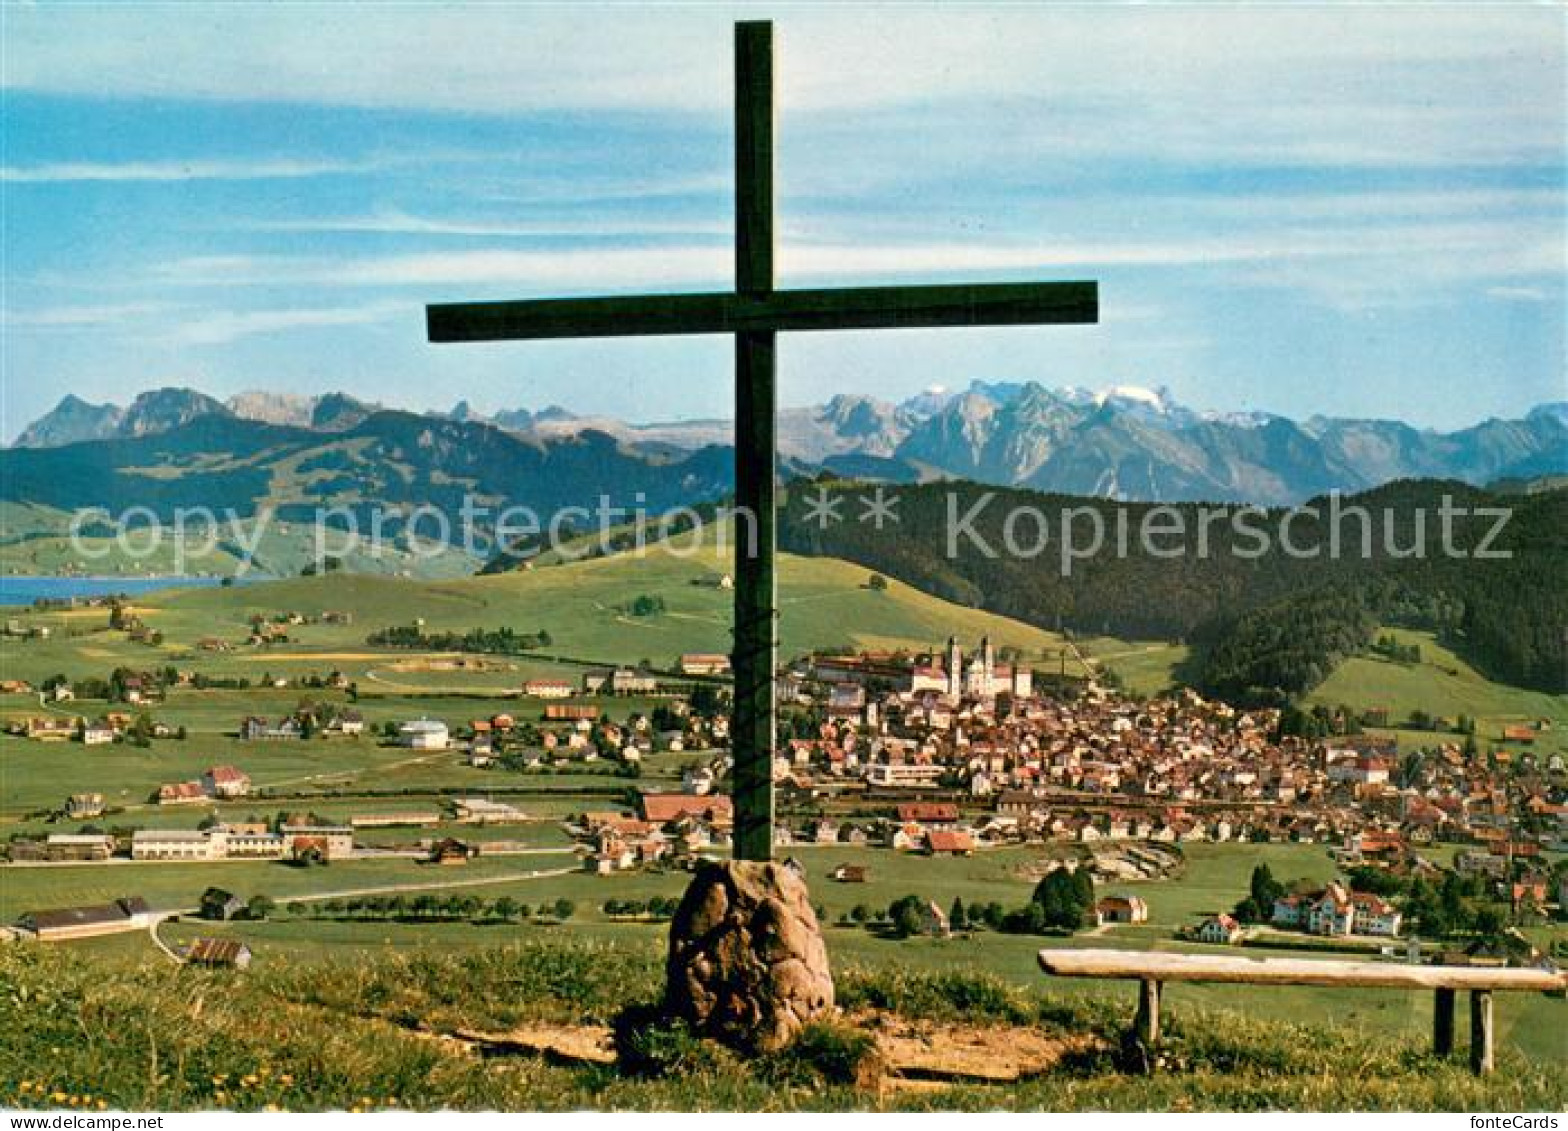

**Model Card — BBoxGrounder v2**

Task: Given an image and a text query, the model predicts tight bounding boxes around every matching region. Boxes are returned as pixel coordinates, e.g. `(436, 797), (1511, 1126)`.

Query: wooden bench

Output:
(1038, 948), (1566, 1075)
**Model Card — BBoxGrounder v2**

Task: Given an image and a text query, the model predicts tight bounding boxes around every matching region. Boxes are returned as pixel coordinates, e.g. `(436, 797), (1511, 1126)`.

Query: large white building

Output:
(865, 762), (944, 788)
(131, 829), (215, 861)
(1273, 883), (1402, 937)
(399, 718), (450, 750)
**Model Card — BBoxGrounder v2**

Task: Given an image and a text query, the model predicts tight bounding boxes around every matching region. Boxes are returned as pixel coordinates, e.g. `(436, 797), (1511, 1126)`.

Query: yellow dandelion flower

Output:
(264, 1104), (280, 1113)
(385, 1098), (398, 1107)
(97, 1101), (108, 1111)
(279, 1074), (295, 1086)
(242, 1075), (259, 1087)
(360, 1096), (373, 1107)
(51, 1091), (67, 1104)
(68, 1095), (81, 1107)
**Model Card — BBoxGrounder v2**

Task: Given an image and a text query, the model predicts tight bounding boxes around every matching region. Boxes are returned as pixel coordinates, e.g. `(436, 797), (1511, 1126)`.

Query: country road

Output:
(147, 863), (579, 956)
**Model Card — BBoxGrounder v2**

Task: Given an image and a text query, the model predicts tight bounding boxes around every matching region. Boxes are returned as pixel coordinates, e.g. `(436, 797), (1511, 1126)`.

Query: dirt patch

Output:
(855, 1010), (1104, 1082)
(384, 656), (517, 673)
(1016, 842), (1184, 884)
(235, 651), (394, 662)
(452, 1023), (616, 1065)
(428, 1012), (1103, 1087)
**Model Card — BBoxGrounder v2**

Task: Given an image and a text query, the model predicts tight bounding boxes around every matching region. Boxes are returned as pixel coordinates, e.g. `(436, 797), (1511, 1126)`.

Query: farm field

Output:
(10, 840), (1563, 1064)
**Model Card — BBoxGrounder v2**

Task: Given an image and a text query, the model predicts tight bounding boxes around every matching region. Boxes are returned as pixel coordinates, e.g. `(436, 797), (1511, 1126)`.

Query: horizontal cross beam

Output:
(427, 280), (1097, 343)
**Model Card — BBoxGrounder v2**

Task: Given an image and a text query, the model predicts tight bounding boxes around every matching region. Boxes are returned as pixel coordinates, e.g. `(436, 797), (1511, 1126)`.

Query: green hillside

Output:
(0, 502), (480, 580)
(3, 937), (1561, 1111)
(1308, 626), (1568, 748)
(0, 533), (1086, 689)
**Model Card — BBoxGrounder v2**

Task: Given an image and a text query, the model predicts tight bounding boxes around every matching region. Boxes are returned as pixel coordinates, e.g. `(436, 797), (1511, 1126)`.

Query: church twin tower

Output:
(944, 636), (1031, 700)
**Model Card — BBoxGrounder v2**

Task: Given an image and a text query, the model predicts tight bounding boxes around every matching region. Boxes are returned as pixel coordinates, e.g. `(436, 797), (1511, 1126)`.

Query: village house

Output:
(919, 899), (952, 938)
(349, 812), (441, 829)
(897, 802), (960, 826)
(19, 896), (151, 942)
(42, 833), (116, 862)
(283, 824), (355, 862)
(523, 678), (575, 699)
(65, 792), (105, 818)
(865, 762), (944, 789)
(1096, 895), (1150, 924)
(80, 721), (115, 746)
(427, 837), (475, 865)
(26, 716), (77, 742)
(679, 653), (731, 677)
(322, 709), (365, 737)
(202, 765), (252, 799)
(184, 937), (253, 969)
(157, 781), (209, 806)
(199, 887), (247, 921)
(240, 715), (302, 741)
(639, 792), (734, 829)
(583, 667), (658, 696)
(399, 718), (450, 750)
(219, 827), (288, 859)
(925, 829), (976, 856)
(1195, 913), (1244, 945)
(451, 797), (527, 825)
(132, 829), (215, 861)
(1273, 883), (1402, 937)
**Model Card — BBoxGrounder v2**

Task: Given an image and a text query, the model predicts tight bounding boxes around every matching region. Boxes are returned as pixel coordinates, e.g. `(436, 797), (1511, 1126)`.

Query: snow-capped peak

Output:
(1096, 384), (1169, 410)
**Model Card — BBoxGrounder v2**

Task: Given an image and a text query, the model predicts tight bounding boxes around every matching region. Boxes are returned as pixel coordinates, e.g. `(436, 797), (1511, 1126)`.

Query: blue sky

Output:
(2, 3), (1563, 440)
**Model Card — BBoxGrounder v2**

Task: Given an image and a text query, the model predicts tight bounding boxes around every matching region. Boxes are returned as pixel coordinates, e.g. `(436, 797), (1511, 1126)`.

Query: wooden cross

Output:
(427, 20), (1098, 862)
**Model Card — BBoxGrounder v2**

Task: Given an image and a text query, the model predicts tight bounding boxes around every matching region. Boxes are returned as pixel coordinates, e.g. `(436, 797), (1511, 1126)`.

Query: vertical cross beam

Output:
(730, 20), (776, 862)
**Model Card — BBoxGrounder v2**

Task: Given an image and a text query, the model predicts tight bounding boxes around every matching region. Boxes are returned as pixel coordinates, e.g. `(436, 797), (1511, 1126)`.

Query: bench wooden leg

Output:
(1433, 987), (1455, 1057)
(1135, 978), (1162, 1046)
(1469, 990), (1493, 1076)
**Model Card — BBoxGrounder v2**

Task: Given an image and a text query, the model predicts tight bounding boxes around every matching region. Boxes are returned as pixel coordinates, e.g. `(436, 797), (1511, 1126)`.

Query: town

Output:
(4, 620), (1563, 974)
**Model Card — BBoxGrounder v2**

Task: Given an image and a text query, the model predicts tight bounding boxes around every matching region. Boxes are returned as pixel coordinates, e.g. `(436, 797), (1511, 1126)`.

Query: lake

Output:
(0, 575), (269, 607)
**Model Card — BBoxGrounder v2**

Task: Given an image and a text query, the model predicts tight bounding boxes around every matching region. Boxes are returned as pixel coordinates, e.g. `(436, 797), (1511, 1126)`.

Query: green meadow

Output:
(1, 535), (1085, 689)
(6, 841), (1563, 1065)
(1309, 627), (1568, 748)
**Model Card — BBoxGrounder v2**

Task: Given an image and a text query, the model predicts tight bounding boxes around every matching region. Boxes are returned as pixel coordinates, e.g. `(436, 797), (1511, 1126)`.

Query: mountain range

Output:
(11, 383), (1566, 505)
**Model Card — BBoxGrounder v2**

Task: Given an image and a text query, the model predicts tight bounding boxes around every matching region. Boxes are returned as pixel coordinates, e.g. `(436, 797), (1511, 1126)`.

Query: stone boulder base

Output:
(665, 860), (834, 1052)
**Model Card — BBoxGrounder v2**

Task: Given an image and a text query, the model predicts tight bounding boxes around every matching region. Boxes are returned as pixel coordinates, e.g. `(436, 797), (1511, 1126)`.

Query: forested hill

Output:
(779, 480), (1567, 702)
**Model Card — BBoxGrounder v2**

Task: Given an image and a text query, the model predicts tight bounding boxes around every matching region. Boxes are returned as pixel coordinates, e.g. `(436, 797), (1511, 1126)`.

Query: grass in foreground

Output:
(1, 939), (1562, 1111)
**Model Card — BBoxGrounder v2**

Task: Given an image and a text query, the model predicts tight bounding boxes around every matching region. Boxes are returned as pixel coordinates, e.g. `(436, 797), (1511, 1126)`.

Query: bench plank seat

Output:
(1037, 948), (1566, 992)
(1038, 948), (1563, 1076)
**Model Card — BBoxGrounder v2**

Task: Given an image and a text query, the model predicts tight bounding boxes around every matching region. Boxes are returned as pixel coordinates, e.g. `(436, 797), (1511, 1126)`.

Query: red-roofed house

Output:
(202, 766), (251, 799)
(639, 792), (734, 828)
(925, 829), (975, 856)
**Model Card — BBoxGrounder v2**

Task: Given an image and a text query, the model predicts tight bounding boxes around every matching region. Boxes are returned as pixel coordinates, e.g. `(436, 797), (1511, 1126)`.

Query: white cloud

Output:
(245, 209), (730, 240)
(1, 157), (381, 183)
(2, 301), (176, 328)
(4, 7), (1560, 170)
(1485, 285), (1555, 303)
(164, 302), (409, 346)
(140, 214), (1555, 298)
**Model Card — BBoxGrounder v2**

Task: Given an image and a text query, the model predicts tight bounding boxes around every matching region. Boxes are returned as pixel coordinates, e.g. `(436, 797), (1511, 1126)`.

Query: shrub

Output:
(611, 1003), (737, 1078)
(769, 1022), (881, 1088)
